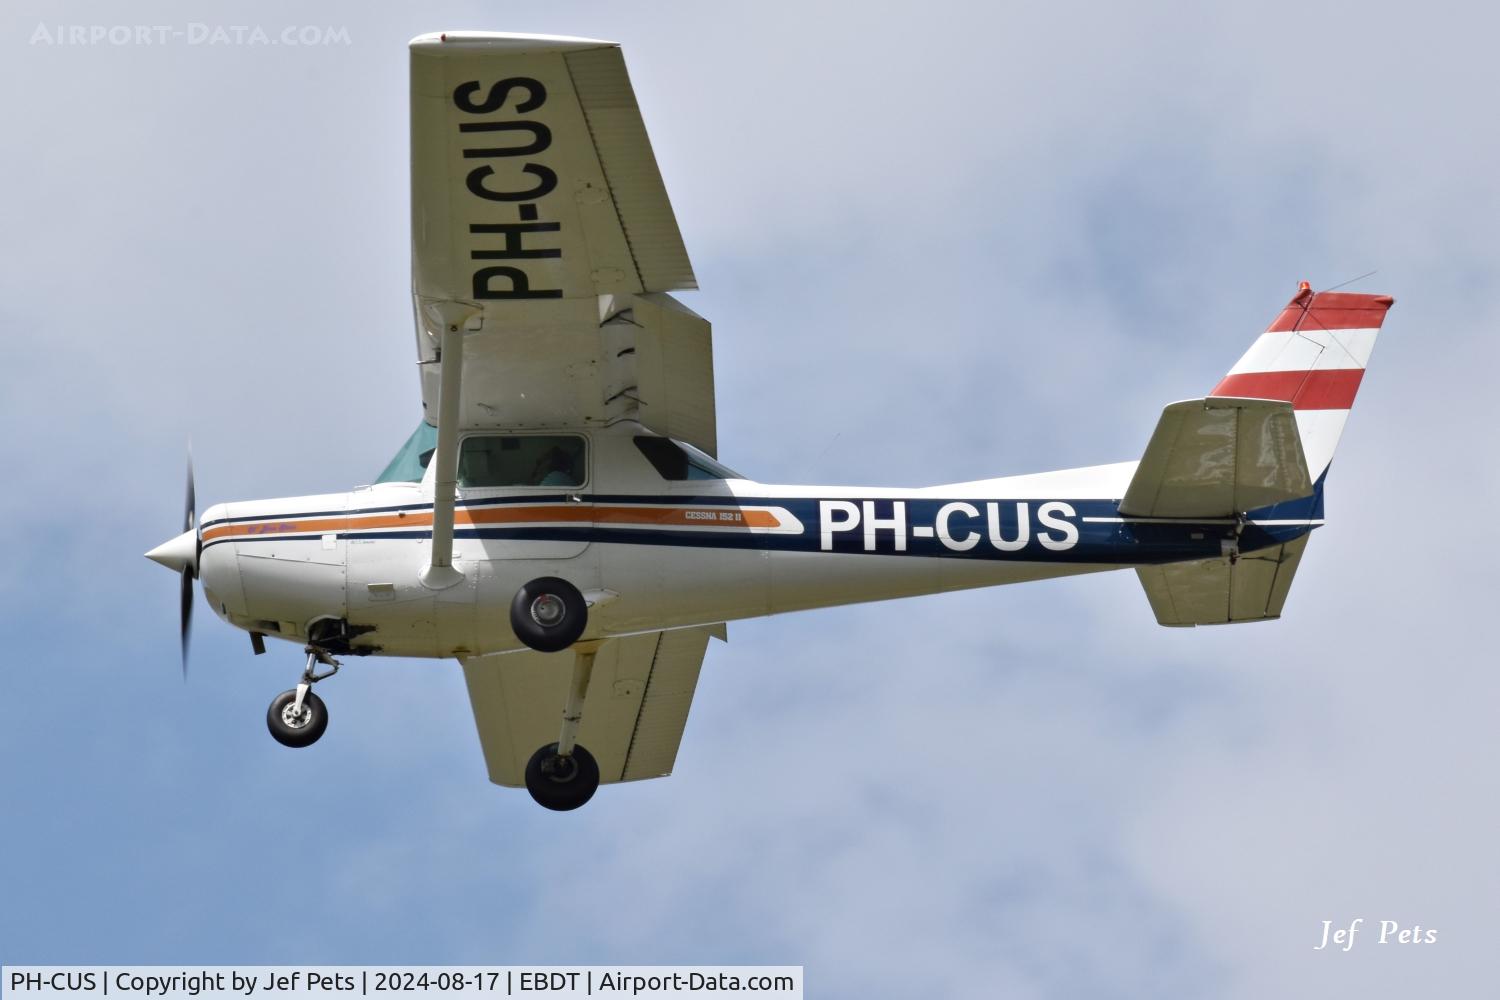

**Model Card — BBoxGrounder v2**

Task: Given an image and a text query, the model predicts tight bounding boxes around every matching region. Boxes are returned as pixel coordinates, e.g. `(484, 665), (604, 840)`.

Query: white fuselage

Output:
(194, 423), (1262, 658)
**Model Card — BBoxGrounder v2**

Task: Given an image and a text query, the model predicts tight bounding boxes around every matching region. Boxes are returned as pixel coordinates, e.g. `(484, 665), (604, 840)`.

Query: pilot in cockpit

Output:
(533, 445), (580, 487)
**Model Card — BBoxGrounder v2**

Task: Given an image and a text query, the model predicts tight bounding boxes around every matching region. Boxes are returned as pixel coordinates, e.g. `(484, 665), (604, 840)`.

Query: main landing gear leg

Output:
(266, 647), (340, 748)
(524, 644), (601, 811)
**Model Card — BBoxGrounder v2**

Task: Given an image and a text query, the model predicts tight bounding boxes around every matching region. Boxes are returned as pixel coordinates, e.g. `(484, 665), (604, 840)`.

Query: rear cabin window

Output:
(633, 436), (742, 481)
(458, 435), (586, 488)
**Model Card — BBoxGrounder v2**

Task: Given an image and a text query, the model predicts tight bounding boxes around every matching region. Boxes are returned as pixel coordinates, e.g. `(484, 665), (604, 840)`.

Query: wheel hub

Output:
(529, 593), (566, 628)
(281, 702), (311, 729)
(540, 753), (579, 783)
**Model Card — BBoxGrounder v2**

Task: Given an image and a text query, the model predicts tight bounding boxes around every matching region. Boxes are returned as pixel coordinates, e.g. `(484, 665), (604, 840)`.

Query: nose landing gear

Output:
(266, 646), (340, 748)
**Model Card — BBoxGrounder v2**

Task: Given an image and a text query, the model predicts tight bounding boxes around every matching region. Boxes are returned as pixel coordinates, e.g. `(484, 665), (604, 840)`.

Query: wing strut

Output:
(420, 302), (480, 590)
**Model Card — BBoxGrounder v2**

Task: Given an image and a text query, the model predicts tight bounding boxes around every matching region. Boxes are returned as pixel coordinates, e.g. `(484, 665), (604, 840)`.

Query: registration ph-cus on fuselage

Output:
(819, 500), (1081, 553)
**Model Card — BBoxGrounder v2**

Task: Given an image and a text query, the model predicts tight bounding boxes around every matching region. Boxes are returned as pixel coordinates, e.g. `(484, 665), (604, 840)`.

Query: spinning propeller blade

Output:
(180, 560), (194, 676)
(179, 452), (198, 678)
(144, 447), (203, 676)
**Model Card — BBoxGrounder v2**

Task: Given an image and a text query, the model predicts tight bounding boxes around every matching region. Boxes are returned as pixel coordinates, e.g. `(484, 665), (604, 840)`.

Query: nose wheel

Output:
(267, 688), (328, 747)
(266, 646), (340, 748)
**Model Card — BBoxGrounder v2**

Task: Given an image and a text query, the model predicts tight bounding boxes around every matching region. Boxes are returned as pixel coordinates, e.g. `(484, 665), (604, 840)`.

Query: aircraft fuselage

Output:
(193, 424), (1315, 658)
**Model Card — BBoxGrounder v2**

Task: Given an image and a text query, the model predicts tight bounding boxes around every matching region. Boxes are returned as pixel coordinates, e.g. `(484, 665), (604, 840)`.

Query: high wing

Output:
(408, 31), (715, 453)
(460, 626), (722, 787)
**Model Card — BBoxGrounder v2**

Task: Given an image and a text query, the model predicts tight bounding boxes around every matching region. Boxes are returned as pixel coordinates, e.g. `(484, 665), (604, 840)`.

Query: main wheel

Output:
(266, 689), (328, 748)
(510, 577), (588, 652)
(524, 742), (600, 811)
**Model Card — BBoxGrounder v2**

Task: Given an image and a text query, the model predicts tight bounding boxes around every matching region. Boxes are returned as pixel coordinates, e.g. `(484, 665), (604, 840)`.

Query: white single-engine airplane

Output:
(146, 32), (1392, 810)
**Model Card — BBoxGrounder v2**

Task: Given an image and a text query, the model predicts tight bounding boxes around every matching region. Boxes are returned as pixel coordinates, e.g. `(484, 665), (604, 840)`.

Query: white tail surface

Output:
(1211, 284), (1393, 481)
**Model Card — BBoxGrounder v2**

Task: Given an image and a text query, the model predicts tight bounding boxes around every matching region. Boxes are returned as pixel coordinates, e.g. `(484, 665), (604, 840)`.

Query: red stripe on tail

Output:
(1211, 369), (1364, 410)
(1266, 290), (1395, 332)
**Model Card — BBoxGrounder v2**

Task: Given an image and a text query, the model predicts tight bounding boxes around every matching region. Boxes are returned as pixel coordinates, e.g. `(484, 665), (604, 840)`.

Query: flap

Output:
(459, 626), (716, 787)
(1119, 397), (1312, 518)
(632, 293), (717, 456)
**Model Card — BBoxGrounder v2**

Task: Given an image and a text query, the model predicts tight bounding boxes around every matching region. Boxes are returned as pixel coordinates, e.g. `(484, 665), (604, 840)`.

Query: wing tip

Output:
(409, 30), (618, 52)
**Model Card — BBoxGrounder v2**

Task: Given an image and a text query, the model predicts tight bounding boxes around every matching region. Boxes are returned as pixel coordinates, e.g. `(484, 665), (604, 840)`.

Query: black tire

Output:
(524, 742), (600, 811)
(266, 689), (328, 748)
(509, 576), (588, 652)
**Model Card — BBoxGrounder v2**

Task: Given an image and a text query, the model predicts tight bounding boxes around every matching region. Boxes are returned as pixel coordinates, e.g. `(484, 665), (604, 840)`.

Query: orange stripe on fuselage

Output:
(202, 516), (351, 542)
(200, 504), (779, 542)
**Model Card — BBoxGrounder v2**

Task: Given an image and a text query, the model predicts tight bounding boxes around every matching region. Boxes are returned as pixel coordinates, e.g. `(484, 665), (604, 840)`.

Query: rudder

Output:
(1211, 283), (1393, 481)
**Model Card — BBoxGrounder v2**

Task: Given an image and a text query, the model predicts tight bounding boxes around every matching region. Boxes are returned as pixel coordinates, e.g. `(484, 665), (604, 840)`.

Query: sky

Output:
(2, 1), (1498, 997)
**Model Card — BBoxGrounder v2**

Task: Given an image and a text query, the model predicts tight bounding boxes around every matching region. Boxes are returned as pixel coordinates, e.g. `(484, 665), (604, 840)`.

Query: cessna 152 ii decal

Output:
(145, 31), (1393, 810)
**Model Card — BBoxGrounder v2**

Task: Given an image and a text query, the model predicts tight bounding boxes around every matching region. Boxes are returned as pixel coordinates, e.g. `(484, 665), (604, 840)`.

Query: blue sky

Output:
(3, 1), (1498, 997)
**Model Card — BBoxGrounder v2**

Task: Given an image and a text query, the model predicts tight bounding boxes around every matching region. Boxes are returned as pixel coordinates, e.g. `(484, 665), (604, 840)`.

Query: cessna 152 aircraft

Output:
(146, 31), (1392, 810)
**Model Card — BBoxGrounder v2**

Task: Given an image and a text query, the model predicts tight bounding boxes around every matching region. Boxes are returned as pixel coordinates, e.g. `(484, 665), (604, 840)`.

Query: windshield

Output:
(375, 421), (438, 484)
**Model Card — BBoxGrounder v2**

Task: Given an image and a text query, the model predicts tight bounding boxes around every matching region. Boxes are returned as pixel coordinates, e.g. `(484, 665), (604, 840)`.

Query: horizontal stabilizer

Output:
(1119, 397), (1312, 518)
(1136, 534), (1308, 627)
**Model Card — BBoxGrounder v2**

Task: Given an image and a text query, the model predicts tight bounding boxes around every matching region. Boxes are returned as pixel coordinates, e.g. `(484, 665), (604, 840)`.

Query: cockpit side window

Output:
(458, 434), (587, 488)
(375, 421), (438, 484)
(633, 436), (742, 481)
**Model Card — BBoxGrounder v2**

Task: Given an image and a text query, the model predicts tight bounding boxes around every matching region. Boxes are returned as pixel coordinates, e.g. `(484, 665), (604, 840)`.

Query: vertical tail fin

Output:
(1211, 283), (1394, 481)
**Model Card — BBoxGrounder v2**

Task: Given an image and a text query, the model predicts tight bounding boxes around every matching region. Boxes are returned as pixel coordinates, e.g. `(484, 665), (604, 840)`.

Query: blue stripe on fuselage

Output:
(202, 493), (1320, 565)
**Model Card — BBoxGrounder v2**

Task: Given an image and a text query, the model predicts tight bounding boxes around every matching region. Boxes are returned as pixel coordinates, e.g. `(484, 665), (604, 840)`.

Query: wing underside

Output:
(409, 32), (715, 452)
(460, 625), (720, 788)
